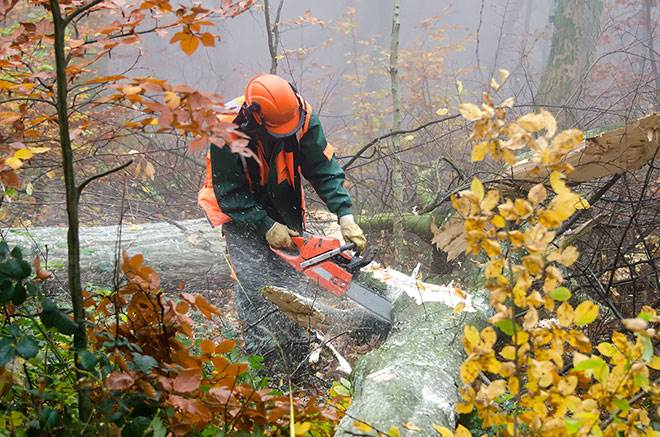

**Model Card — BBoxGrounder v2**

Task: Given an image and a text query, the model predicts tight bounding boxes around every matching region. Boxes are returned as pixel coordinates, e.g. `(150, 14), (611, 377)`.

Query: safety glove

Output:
(265, 222), (299, 249)
(339, 214), (367, 252)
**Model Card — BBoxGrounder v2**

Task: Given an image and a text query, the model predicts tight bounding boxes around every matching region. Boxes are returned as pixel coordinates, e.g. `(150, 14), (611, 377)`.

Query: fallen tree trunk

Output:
(1, 219), (230, 294)
(261, 265), (488, 434)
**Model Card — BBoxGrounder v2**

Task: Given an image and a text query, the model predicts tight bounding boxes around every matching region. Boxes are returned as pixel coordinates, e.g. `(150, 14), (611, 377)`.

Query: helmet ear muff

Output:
(239, 102), (266, 135)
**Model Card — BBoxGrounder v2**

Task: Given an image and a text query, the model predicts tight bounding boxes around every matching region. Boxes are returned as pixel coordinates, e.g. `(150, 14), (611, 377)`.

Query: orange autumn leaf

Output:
(172, 367), (201, 393)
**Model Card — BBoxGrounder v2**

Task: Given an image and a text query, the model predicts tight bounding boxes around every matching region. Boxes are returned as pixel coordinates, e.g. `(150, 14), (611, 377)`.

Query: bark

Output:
(335, 294), (488, 435)
(643, 0), (660, 111)
(263, 0), (284, 75)
(389, 0), (404, 265)
(3, 219), (230, 295)
(49, 0), (90, 419)
(536, 0), (604, 127)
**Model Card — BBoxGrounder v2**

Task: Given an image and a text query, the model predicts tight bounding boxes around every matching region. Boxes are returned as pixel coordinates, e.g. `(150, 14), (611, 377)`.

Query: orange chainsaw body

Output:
(272, 235), (353, 297)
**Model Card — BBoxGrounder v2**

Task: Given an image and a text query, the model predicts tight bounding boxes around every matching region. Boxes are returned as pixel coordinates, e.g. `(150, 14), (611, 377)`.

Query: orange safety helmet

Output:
(244, 74), (305, 138)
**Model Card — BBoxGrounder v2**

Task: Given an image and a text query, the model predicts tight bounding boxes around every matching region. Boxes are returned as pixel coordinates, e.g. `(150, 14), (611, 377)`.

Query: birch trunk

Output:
(389, 0), (404, 265)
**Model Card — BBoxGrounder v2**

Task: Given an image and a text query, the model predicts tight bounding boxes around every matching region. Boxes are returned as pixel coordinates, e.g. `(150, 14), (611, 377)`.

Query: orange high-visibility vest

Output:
(198, 96), (313, 227)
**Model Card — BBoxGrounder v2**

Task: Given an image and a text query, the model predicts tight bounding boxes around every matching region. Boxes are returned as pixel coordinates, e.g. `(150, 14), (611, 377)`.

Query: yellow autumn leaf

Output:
(492, 215), (506, 228)
(480, 326), (497, 348)
(549, 171), (569, 194)
(353, 421), (372, 433)
(163, 91), (180, 109)
(528, 183), (547, 206)
(403, 422), (423, 432)
(464, 325), (480, 347)
(453, 302), (466, 314)
(575, 196), (590, 209)
(516, 113), (545, 132)
(500, 96), (515, 108)
(460, 360), (479, 384)
(122, 85), (143, 96)
(490, 77), (500, 91)
(649, 355), (660, 370)
(471, 141), (489, 162)
(540, 109), (557, 137)
(500, 346), (516, 361)
(27, 147), (50, 154)
(498, 69), (510, 85)
(471, 177), (484, 201)
(14, 149), (33, 160)
(294, 422), (311, 435)
(5, 157), (22, 169)
(548, 245), (579, 267)
(557, 302), (574, 327)
(456, 79), (463, 96)
(551, 129), (584, 154)
(436, 107), (449, 116)
(481, 190), (500, 212)
(558, 375), (578, 395)
(481, 239), (502, 258)
(459, 103), (482, 122)
(432, 424), (453, 437)
(596, 342), (617, 357)
(508, 375), (520, 395)
(485, 258), (503, 278)
(454, 424), (472, 437)
(485, 380), (507, 400)
(574, 301), (599, 326)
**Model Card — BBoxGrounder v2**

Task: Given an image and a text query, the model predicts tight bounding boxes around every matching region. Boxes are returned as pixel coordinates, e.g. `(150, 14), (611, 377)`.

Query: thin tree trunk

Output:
(389, 0), (404, 265)
(49, 0), (91, 420)
(643, 0), (659, 110)
(263, 0), (284, 75)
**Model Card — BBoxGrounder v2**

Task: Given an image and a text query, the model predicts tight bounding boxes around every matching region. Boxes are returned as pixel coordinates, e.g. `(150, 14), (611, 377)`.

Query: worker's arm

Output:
(210, 143), (275, 235)
(299, 112), (353, 218)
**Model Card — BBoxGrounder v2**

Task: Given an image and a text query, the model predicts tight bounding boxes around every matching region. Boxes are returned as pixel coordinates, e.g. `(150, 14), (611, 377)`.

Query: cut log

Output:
(512, 112), (659, 182)
(1, 219), (230, 294)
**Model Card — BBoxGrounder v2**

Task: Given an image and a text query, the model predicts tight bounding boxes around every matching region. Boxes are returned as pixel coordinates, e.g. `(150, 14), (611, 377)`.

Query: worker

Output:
(198, 73), (366, 367)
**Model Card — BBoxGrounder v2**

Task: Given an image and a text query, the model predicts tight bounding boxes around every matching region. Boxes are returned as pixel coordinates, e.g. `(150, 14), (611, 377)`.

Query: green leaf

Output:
(613, 399), (630, 413)
(40, 299), (78, 335)
(39, 408), (58, 431)
(565, 418), (580, 434)
(633, 373), (649, 388)
(0, 338), (15, 366)
(10, 246), (22, 260)
(494, 319), (515, 336)
(0, 259), (31, 280)
(0, 241), (8, 258)
(0, 280), (13, 304)
(574, 357), (606, 371)
(79, 350), (97, 370)
(637, 310), (653, 322)
(25, 282), (39, 298)
(148, 416), (168, 437)
(333, 385), (350, 397)
(11, 282), (26, 306)
(15, 336), (38, 359)
(121, 416), (151, 437)
(131, 352), (157, 373)
(549, 287), (572, 302)
(640, 336), (653, 362)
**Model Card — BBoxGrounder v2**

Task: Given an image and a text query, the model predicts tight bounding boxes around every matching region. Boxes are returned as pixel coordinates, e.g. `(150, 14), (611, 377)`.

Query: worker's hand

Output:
(339, 214), (366, 252)
(265, 222), (299, 249)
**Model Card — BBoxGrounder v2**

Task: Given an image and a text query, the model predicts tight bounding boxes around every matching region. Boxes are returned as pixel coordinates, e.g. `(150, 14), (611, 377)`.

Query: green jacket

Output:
(210, 112), (352, 234)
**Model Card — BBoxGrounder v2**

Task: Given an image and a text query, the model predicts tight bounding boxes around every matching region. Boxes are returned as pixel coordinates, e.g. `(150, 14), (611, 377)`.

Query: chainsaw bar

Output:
(345, 282), (392, 323)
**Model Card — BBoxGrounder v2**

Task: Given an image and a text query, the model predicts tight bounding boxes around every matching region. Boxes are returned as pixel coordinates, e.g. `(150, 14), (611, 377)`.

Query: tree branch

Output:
(64, 0), (104, 25)
(77, 160), (133, 199)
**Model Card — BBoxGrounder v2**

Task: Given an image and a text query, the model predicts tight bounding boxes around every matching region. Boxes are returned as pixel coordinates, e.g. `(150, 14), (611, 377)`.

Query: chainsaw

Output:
(272, 235), (392, 323)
